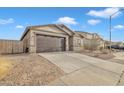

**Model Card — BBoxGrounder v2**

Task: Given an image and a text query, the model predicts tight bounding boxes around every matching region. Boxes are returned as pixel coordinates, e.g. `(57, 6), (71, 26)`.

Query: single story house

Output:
(20, 24), (105, 53)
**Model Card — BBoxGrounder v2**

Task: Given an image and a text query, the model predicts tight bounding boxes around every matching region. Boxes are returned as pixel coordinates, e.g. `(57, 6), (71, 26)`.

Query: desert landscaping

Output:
(0, 54), (65, 85)
(0, 50), (124, 85)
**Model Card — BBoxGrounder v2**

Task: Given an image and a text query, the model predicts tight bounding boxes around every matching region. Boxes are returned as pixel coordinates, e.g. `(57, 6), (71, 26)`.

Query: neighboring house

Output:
(21, 24), (105, 53)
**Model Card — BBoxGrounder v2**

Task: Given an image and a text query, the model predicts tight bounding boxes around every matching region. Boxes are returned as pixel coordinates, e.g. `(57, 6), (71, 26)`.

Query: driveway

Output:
(39, 52), (124, 86)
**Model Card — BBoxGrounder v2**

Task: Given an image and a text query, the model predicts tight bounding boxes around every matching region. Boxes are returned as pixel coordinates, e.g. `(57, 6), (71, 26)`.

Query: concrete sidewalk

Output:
(39, 52), (124, 86)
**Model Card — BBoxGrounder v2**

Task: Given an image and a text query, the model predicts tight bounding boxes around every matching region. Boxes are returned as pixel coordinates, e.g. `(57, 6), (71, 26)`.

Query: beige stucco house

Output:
(20, 24), (105, 53)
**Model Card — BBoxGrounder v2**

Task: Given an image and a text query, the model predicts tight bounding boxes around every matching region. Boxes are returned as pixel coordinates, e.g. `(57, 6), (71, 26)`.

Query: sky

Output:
(0, 7), (124, 41)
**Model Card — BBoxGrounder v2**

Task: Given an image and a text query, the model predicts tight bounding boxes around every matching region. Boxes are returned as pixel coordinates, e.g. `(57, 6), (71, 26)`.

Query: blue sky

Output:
(0, 7), (124, 41)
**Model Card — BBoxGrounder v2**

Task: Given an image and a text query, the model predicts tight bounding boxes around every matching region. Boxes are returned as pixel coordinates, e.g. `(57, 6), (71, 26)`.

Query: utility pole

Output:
(109, 16), (112, 53)
(109, 8), (124, 54)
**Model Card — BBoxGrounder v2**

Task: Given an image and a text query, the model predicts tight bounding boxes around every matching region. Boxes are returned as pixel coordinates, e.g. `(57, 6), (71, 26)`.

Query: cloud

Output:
(87, 19), (101, 25)
(0, 18), (14, 24)
(56, 17), (78, 25)
(87, 8), (121, 18)
(16, 25), (24, 29)
(114, 25), (124, 30)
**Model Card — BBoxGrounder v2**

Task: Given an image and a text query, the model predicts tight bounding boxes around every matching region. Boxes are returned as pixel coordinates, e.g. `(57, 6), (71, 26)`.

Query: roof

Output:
(75, 31), (103, 40)
(76, 31), (94, 35)
(20, 24), (75, 40)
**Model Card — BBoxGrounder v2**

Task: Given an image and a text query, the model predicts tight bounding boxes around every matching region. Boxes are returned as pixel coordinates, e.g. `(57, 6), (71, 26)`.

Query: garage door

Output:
(36, 35), (65, 52)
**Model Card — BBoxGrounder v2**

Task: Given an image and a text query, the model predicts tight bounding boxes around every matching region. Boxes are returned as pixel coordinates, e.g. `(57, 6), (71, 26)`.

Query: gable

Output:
(30, 25), (68, 35)
(30, 24), (74, 36)
(20, 24), (75, 41)
(55, 24), (74, 36)
(76, 32), (93, 39)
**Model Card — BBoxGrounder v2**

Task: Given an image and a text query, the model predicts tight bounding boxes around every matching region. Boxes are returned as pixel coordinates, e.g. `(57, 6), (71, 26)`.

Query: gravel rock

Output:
(0, 54), (65, 86)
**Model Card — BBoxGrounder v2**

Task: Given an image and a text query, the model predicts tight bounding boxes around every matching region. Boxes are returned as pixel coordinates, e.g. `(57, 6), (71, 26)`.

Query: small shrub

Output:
(101, 49), (109, 54)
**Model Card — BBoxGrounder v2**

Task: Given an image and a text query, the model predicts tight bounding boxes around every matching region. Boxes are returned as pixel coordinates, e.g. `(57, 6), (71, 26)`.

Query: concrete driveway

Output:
(39, 52), (124, 86)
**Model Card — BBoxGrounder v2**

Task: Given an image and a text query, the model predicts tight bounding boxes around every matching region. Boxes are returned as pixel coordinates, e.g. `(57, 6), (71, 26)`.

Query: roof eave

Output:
(20, 27), (30, 41)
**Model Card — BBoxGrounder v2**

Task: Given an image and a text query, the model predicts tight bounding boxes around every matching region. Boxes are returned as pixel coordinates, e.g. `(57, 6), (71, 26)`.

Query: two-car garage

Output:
(36, 34), (66, 52)
(21, 24), (73, 53)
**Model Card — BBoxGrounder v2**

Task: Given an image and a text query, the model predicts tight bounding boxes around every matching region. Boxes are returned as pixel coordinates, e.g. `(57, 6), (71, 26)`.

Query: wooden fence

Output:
(0, 40), (23, 54)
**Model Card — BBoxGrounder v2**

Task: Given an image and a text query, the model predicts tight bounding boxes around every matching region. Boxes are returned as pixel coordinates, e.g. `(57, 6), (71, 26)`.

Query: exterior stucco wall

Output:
(72, 35), (84, 51)
(97, 40), (105, 49)
(29, 31), (36, 53)
(21, 31), (30, 53)
(69, 36), (73, 51)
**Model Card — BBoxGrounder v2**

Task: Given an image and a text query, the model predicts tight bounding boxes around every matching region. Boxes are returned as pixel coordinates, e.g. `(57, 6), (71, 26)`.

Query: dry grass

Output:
(80, 50), (115, 60)
(0, 58), (12, 80)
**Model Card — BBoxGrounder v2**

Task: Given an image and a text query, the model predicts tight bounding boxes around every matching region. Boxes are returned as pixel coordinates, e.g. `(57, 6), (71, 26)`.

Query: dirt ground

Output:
(109, 52), (124, 65)
(0, 54), (65, 86)
(80, 50), (124, 65)
(80, 50), (115, 60)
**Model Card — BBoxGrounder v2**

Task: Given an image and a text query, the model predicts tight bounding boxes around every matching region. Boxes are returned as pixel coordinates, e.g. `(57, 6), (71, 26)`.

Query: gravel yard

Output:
(0, 54), (65, 86)
(80, 50), (115, 60)
(109, 59), (124, 64)
(80, 50), (124, 65)
(109, 52), (124, 65)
